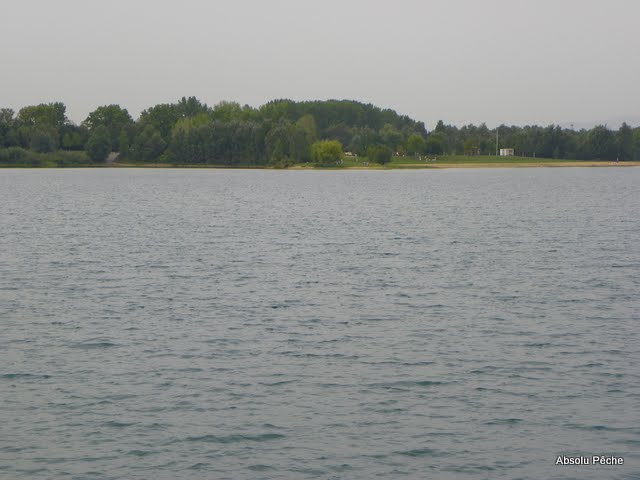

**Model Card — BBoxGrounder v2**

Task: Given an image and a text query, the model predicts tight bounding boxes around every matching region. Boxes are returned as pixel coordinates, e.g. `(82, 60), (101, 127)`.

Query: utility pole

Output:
(495, 128), (499, 156)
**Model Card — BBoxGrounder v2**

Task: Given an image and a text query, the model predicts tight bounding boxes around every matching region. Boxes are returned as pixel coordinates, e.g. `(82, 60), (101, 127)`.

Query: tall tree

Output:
(131, 125), (167, 161)
(211, 101), (247, 123)
(288, 123), (311, 162)
(425, 132), (446, 154)
(586, 125), (616, 160)
(139, 104), (182, 142)
(617, 122), (633, 160)
(84, 105), (133, 151)
(407, 133), (426, 155)
(379, 123), (403, 151)
(16, 102), (67, 149)
(296, 114), (318, 144)
(265, 120), (292, 164)
(0, 108), (14, 125)
(632, 128), (640, 161)
(118, 129), (130, 158)
(85, 125), (111, 161)
(0, 108), (16, 147)
(176, 96), (210, 118)
(17, 102), (67, 128)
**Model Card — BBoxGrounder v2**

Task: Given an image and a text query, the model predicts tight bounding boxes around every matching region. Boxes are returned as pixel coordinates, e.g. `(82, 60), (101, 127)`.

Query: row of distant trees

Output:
(1, 98), (639, 166)
(429, 120), (639, 161)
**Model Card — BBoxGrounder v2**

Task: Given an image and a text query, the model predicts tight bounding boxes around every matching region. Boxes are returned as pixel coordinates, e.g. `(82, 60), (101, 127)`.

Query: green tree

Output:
(139, 104), (182, 142)
(118, 129), (130, 158)
(58, 124), (87, 150)
(211, 101), (251, 123)
(633, 128), (640, 161)
(0, 108), (14, 126)
(406, 133), (426, 155)
(131, 125), (167, 161)
(348, 127), (378, 156)
(586, 125), (616, 160)
(16, 103), (67, 150)
(379, 123), (403, 151)
(617, 122), (633, 160)
(265, 120), (293, 164)
(29, 128), (58, 153)
(62, 131), (83, 150)
(288, 124), (311, 162)
(17, 102), (67, 128)
(311, 140), (343, 166)
(367, 144), (392, 165)
(84, 105), (133, 151)
(0, 108), (17, 147)
(324, 123), (353, 146)
(296, 114), (318, 144)
(176, 96), (210, 118)
(463, 137), (480, 155)
(85, 125), (111, 161)
(425, 132), (446, 154)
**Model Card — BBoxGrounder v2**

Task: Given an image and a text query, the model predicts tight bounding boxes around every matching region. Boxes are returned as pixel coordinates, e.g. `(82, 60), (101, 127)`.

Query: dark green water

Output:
(1, 168), (638, 479)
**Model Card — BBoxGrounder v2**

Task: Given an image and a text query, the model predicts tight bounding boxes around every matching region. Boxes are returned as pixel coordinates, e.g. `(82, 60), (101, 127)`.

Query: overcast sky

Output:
(2, 0), (638, 128)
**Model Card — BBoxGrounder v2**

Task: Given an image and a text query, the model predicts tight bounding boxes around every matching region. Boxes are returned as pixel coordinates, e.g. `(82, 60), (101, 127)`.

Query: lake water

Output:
(1, 168), (639, 480)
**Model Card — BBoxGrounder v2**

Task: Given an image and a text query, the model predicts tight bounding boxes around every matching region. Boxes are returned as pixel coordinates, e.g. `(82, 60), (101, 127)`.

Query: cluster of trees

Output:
(1, 98), (639, 167)
(426, 121), (640, 160)
(0, 99), (427, 166)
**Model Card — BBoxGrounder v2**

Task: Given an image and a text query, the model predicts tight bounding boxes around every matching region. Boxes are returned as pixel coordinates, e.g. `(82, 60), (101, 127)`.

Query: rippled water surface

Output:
(1, 168), (639, 479)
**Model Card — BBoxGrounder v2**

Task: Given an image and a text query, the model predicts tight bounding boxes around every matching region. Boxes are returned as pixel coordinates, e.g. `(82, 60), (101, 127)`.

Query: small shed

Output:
(500, 148), (515, 156)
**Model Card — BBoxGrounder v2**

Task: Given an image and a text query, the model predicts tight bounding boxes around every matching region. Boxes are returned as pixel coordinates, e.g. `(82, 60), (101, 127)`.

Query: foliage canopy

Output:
(2, 98), (640, 167)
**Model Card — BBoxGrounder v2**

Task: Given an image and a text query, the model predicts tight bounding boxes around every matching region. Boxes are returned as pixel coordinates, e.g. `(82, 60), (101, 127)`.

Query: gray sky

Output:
(2, 0), (639, 128)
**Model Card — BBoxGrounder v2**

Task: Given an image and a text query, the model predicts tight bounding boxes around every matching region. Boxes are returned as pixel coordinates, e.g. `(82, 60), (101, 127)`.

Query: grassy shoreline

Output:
(2, 155), (639, 169)
(113, 155), (640, 169)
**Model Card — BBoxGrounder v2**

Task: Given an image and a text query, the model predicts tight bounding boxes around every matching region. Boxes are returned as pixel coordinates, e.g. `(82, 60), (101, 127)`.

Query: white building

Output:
(500, 148), (515, 156)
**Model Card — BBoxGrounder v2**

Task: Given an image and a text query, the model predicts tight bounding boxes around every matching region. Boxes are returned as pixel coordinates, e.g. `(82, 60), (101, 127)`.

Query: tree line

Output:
(1, 98), (639, 167)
